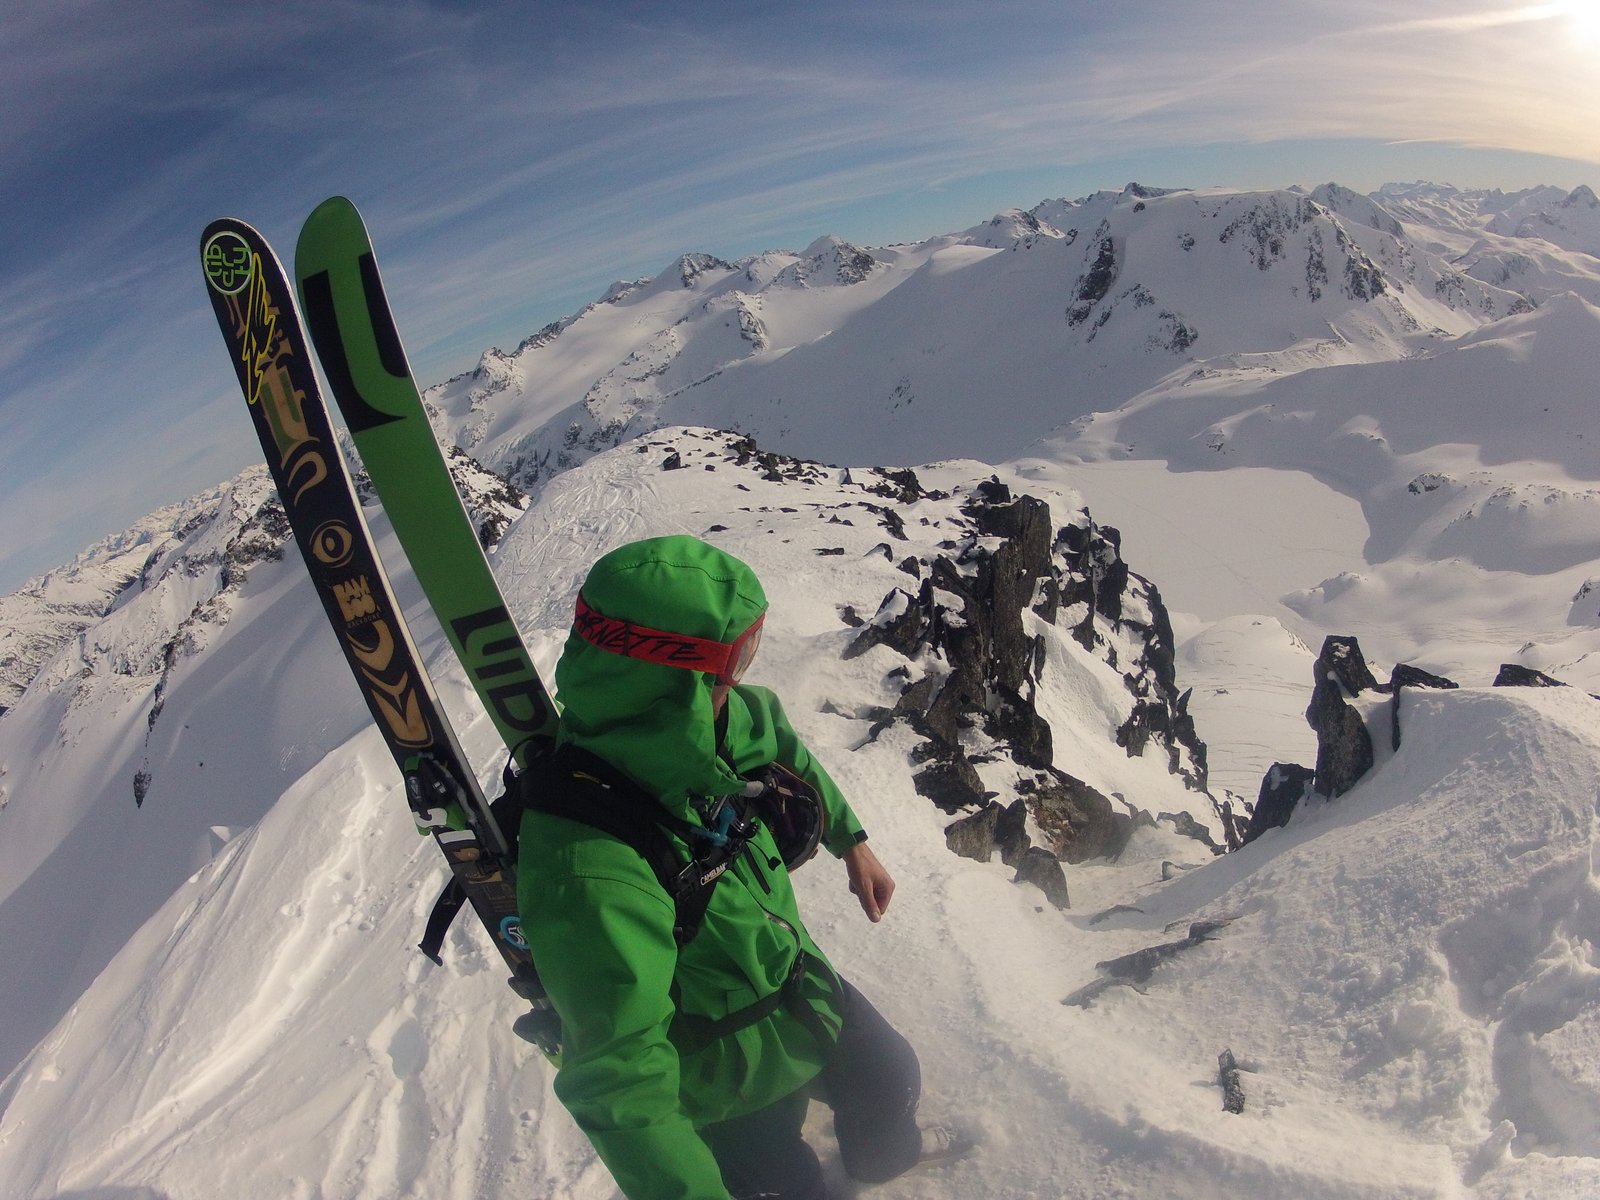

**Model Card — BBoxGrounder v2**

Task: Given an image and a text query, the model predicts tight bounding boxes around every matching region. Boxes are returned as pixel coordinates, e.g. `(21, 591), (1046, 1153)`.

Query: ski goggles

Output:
(573, 594), (764, 686)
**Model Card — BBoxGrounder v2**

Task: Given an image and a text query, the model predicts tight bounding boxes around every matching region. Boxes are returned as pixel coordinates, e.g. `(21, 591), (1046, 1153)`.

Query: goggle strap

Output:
(573, 595), (762, 684)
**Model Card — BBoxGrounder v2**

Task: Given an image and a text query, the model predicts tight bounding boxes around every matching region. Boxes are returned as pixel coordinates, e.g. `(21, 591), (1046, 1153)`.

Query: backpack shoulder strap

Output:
(522, 745), (722, 946)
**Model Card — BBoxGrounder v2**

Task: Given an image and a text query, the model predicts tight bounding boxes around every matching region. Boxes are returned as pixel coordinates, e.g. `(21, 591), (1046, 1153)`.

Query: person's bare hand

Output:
(842, 842), (895, 922)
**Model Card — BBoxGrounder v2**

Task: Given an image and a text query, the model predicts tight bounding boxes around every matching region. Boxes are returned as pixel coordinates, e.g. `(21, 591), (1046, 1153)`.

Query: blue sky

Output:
(3, 0), (1597, 594)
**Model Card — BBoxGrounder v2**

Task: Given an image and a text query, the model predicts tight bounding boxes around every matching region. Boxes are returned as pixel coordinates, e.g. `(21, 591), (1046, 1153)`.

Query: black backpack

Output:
(418, 742), (825, 1055)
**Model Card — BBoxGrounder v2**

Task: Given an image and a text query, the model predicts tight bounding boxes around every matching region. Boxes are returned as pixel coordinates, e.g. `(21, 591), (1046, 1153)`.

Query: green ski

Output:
(294, 197), (556, 767)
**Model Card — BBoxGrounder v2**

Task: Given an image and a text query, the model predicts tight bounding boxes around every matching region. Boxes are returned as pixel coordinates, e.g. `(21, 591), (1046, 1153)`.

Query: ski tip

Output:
(200, 219), (260, 297)
(306, 195), (365, 228)
(298, 196), (372, 266)
(201, 215), (252, 247)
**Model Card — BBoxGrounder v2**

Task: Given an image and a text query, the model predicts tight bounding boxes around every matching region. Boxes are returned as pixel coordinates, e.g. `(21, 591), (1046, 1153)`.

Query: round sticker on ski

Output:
(311, 520), (357, 569)
(202, 231), (254, 296)
(500, 916), (529, 951)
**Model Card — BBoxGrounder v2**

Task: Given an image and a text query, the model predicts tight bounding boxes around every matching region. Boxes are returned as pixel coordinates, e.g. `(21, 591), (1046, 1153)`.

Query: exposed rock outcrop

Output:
(1013, 848), (1071, 910)
(841, 479), (1221, 903)
(1388, 663), (1458, 751)
(1493, 663), (1567, 688)
(1261, 636), (1462, 831)
(1305, 636), (1378, 798)
(1239, 763), (1315, 846)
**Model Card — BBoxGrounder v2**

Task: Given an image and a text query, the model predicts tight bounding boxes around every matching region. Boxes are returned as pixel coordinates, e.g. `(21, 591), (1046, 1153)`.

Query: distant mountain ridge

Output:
(421, 180), (1573, 496)
(7, 179), (1597, 714)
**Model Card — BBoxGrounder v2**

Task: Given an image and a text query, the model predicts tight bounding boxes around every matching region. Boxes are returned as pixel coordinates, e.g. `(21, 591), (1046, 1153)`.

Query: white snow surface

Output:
(3, 180), (1600, 1198)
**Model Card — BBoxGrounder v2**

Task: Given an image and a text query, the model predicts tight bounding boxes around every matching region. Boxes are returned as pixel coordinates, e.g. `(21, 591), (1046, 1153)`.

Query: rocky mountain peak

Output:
(781, 235), (883, 286)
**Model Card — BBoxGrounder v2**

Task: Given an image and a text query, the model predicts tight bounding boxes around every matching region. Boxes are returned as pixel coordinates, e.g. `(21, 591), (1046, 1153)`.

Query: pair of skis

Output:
(200, 198), (557, 1037)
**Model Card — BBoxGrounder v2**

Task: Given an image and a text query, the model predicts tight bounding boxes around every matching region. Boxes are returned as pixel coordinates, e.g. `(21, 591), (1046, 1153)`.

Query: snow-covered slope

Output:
(0, 455), (526, 1086)
(1051, 288), (1600, 691)
(1375, 182), (1600, 309)
(1486, 184), (1600, 258)
(3, 431), (1597, 1198)
(4, 178), (1600, 1198)
(0, 487), (243, 715)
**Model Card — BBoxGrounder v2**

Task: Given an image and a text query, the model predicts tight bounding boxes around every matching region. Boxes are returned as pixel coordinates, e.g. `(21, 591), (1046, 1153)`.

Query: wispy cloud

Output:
(1339, 3), (1573, 37)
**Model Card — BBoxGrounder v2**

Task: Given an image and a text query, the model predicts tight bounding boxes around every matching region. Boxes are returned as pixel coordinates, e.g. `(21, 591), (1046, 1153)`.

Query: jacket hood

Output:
(554, 536), (768, 807)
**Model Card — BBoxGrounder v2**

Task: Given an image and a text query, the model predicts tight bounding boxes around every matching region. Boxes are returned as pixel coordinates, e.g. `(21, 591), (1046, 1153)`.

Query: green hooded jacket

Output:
(516, 536), (867, 1200)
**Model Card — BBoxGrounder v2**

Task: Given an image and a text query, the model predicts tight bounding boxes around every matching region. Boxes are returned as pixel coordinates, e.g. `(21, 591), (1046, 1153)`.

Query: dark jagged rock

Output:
(995, 798), (1031, 866)
(1170, 687), (1208, 793)
(1022, 770), (1129, 864)
(1088, 904), (1146, 926)
(1309, 693), (1371, 799)
(843, 586), (926, 661)
(1032, 574), (1062, 624)
(722, 436), (830, 484)
(1219, 1050), (1246, 1114)
(1306, 636), (1377, 798)
(1493, 663), (1567, 688)
(874, 506), (908, 540)
(1216, 796), (1246, 851)
(973, 477), (1012, 505)
(887, 671), (939, 725)
(944, 798), (1032, 865)
(1067, 237), (1119, 327)
(864, 467), (933, 505)
(1303, 637), (1465, 797)
(1058, 520), (1130, 625)
(1158, 810), (1223, 854)
(1013, 847), (1071, 909)
(1096, 919), (1233, 984)
(972, 494), (1053, 689)
(856, 485), (1218, 866)
(1315, 634), (1381, 696)
(1240, 762), (1315, 845)
(945, 803), (1002, 862)
(1390, 663), (1458, 691)
(443, 447), (528, 550)
(914, 754), (992, 814)
(1117, 697), (1163, 758)
(990, 684), (1054, 768)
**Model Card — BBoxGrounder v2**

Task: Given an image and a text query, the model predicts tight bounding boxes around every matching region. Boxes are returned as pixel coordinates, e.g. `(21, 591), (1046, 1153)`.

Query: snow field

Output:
(5, 430), (1600, 1198)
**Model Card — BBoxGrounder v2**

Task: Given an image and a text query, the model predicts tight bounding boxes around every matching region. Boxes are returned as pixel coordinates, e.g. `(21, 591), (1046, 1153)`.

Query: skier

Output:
(516, 535), (960, 1199)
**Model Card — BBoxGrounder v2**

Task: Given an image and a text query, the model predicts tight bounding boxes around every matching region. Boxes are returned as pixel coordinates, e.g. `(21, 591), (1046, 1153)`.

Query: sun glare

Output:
(1557, 0), (1600, 45)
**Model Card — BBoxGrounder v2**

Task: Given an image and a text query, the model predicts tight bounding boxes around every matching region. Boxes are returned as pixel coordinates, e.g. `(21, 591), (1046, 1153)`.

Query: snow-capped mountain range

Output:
(431, 182), (1544, 485)
(1, 180), (1597, 1198)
